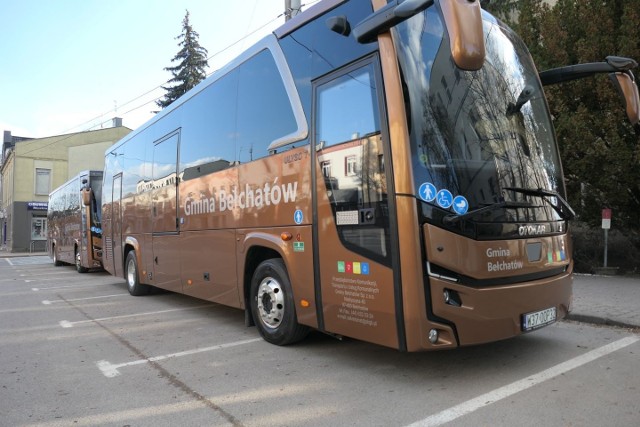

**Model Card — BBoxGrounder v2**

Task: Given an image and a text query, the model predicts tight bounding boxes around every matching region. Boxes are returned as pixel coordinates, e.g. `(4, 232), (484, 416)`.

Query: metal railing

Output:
(29, 240), (47, 253)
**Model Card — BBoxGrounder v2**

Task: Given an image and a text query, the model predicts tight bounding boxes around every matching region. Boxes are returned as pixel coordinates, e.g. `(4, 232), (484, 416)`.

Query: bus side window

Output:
(236, 49), (299, 163)
(180, 70), (238, 180)
(317, 64), (381, 147)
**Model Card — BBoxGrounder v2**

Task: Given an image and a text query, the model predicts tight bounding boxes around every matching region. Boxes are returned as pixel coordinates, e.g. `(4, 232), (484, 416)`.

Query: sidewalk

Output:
(568, 273), (640, 330)
(1, 251), (638, 329)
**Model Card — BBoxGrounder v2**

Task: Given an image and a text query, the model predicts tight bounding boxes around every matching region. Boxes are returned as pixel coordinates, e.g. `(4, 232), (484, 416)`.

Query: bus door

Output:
(111, 174), (123, 276)
(313, 57), (402, 349)
(151, 131), (182, 292)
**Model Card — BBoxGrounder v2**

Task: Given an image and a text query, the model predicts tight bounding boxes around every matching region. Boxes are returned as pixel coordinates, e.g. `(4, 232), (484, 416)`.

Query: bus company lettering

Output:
(486, 247), (511, 257)
(488, 259), (524, 272)
(184, 180), (298, 216)
(486, 247), (523, 272)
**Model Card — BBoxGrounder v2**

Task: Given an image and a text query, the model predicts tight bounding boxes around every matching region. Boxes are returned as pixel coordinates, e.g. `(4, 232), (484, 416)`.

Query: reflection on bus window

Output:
(316, 62), (390, 264)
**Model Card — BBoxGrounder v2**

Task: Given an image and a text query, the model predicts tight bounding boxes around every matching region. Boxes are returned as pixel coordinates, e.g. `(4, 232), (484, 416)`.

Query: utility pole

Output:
(285, 0), (302, 21)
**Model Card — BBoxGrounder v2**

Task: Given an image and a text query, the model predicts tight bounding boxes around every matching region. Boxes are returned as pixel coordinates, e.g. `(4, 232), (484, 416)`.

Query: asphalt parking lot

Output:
(1, 256), (639, 427)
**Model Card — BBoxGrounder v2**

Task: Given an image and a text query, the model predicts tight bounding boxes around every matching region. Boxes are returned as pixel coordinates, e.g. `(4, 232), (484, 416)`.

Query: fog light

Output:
(428, 329), (439, 344)
(443, 288), (462, 307)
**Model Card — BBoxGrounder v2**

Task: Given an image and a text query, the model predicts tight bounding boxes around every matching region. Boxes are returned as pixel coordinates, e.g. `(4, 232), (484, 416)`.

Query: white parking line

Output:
(406, 336), (640, 427)
(96, 337), (262, 377)
(42, 293), (129, 305)
(59, 304), (216, 328)
(32, 283), (113, 291)
(21, 271), (72, 277)
(4, 257), (51, 266)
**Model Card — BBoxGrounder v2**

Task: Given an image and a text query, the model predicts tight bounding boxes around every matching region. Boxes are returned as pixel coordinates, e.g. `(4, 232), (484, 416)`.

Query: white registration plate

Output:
(522, 307), (557, 331)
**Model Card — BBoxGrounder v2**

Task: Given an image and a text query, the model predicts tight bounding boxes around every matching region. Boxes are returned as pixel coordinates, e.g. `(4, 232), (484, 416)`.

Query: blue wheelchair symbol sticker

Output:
(419, 183), (437, 202)
(436, 189), (453, 209)
(452, 195), (469, 215)
(294, 209), (304, 225)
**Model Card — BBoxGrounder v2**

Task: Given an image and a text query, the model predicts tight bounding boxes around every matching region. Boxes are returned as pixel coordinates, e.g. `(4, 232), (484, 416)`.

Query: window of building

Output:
(321, 160), (332, 177)
(35, 168), (51, 195)
(345, 155), (357, 176)
(31, 217), (47, 240)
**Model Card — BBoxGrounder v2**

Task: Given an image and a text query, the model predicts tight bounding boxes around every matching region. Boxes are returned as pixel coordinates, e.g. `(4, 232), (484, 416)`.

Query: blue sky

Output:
(0, 0), (305, 138)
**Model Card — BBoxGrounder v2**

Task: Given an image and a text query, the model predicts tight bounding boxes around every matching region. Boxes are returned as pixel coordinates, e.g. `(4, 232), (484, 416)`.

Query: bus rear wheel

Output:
(250, 258), (309, 346)
(125, 251), (150, 296)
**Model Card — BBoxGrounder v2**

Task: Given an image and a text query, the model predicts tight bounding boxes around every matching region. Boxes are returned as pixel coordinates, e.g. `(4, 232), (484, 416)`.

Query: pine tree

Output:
(156, 10), (209, 109)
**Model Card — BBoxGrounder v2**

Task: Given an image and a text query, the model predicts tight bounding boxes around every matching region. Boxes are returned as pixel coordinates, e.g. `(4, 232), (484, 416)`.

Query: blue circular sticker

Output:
(294, 209), (304, 224)
(418, 182), (437, 202)
(436, 189), (453, 209)
(452, 195), (469, 215)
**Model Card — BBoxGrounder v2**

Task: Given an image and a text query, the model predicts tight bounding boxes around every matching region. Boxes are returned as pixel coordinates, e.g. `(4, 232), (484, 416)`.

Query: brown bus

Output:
(48, 170), (104, 273)
(101, 0), (640, 351)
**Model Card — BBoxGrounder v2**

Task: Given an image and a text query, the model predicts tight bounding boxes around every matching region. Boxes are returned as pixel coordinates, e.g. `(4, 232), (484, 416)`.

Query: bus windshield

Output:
(394, 8), (565, 225)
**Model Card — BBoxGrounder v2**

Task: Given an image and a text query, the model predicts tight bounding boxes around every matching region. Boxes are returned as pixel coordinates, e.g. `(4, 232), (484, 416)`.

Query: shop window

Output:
(31, 218), (47, 240)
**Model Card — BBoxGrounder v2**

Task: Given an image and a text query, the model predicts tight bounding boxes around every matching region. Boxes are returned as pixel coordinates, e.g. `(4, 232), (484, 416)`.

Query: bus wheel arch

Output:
(243, 246), (280, 326)
(248, 255), (310, 345)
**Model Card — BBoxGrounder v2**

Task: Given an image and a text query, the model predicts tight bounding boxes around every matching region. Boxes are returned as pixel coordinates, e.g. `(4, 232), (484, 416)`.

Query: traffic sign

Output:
(602, 208), (611, 229)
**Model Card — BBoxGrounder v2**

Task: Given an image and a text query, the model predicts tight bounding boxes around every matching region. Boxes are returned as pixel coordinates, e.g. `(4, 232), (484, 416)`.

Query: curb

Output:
(565, 313), (640, 330)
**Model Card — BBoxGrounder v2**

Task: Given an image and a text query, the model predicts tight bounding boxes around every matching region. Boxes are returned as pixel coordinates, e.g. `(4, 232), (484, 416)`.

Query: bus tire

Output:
(52, 246), (63, 267)
(75, 248), (88, 273)
(125, 251), (149, 296)
(250, 258), (309, 346)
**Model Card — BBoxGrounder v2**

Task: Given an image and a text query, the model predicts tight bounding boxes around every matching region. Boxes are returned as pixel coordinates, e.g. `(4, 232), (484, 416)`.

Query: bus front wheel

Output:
(125, 251), (149, 296)
(250, 258), (309, 346)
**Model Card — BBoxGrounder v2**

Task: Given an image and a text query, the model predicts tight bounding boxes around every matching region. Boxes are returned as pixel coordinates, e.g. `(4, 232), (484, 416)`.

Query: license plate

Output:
(522, 307), (557, 331)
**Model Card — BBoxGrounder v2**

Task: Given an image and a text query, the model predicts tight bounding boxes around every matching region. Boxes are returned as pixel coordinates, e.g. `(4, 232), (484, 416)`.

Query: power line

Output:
(205, 14), (282, 78)
(20, 2), (322, 154)
(103, 1), (322, 129)
(71, 10), (291, 135)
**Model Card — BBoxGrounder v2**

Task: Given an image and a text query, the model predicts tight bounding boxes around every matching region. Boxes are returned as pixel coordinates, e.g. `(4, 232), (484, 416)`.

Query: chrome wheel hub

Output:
(257, 277), (284, 329)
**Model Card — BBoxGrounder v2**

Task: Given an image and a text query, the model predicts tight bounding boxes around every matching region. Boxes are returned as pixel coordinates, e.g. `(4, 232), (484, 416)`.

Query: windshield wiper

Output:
(443, 201), (533, 225)
(503, 187), (575, 220)
(442, 187), (575, 224)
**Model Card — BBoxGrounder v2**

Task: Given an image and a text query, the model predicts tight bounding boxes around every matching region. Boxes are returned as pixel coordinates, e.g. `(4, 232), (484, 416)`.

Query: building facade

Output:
(0, 123), (131, 252)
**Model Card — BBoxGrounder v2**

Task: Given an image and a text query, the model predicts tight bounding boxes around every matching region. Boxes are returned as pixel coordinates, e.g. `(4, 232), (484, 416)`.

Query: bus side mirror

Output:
(440, 0), (485, 71)
(609, 72), (640, 126)
(82, 188), (92, 207)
